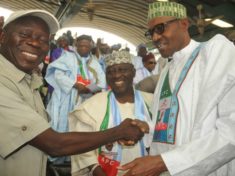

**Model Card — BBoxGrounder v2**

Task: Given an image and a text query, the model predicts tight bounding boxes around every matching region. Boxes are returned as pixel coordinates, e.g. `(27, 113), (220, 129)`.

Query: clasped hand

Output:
(117, 119), (149, 146)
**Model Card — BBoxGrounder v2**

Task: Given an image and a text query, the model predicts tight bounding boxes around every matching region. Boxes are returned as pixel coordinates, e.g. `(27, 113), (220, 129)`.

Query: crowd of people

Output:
(1, 1), (235, 176)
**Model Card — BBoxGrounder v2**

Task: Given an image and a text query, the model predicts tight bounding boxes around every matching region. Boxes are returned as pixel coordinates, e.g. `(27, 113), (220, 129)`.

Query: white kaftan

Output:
(69, 91), (153, 176)
(150, 34), (235, 175)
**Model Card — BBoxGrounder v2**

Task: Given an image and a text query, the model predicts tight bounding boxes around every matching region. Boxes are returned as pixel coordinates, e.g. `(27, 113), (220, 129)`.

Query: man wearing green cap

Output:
(120, 1), (235, 176)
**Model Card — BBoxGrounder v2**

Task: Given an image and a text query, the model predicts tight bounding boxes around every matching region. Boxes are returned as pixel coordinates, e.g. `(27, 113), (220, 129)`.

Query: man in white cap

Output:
(121, 1), (235, 176)
(69, 51), (153, 176)
(0, 10), (148, 176)
(132, 43), (148, 70)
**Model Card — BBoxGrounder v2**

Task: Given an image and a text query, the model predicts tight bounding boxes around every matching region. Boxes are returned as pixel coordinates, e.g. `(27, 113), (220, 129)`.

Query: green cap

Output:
(148, 1), (187, 21)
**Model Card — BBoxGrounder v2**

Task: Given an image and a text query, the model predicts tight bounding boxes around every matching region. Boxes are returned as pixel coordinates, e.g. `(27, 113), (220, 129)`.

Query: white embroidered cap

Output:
(105, 51), (133, 67)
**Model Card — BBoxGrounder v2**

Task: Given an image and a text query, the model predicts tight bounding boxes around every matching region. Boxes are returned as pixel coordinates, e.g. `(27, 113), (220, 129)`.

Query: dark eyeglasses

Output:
(147, 61), (157, 65)
(145, 19), (178, 40)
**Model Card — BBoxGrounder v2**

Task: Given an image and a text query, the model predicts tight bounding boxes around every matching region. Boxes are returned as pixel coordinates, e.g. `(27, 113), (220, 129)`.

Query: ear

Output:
(0, 30), (6, 45)
(180, 18), (190, 30)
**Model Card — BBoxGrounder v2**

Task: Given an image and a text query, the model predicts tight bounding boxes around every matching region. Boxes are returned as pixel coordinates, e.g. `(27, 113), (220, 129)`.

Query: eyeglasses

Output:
(145, 19), (178, 40)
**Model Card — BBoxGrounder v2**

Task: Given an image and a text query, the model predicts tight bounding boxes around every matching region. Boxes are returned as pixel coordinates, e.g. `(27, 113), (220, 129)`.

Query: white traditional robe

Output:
(150, 34), (235, 175)
(69, 91), (153, 176)
(134, 67), (158, 84)
(45, 51), (106, 132)
(132, 55), (144, 70)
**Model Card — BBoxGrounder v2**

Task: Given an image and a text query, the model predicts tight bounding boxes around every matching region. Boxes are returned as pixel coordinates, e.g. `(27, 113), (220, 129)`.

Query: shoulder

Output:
(135, 75), (159, 93)
(61, 50), (76, 58)
(79, 91), (108, 110)
(49, 51), (77, 68)
(208, 34), (229, 42)
(204, 34), (232, 49)
(89, 55), (101, 65)
(52, 47), (62, 53)
(136, 67), (144, 72)
(76, 92), (108, 121)
(139, 90), (153, 105)
(88, 56), (105, 74)
(199, 34), (235, 61)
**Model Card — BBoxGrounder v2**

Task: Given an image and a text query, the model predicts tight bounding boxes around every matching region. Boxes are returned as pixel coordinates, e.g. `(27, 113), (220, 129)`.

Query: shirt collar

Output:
(0, 54), (25, 81)
(172, 39), (200, 63)
(76, 52), (91, 63)
(0, 54), (43, 90)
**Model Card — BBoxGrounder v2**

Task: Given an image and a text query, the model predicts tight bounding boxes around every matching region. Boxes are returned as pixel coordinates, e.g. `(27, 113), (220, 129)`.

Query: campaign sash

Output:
(75, 54), (91, 84)
(153, 44), (202, 144)
(98, 90), (147, 176)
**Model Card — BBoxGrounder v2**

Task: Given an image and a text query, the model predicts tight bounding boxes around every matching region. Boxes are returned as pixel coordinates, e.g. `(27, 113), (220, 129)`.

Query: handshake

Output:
(114, 118), (149, 145)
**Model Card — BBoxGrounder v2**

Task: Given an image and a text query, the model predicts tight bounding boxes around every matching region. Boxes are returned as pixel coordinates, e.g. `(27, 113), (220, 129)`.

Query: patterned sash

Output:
(98, 90), (147, 175)
(153, 44), (202, 144)
(76, 54), (90, 80)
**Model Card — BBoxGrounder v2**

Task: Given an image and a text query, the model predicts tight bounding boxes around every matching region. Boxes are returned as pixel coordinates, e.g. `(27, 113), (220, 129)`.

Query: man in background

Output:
(45, 34), (107, 164)
(132, 43), (148, 70)
(134, 52), (158, 84)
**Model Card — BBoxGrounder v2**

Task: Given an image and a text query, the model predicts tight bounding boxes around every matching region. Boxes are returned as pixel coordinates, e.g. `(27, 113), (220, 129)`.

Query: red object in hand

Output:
(98, 155), (120, 176)
(44, 56), (50, 64)
(77, 75), (91, 86)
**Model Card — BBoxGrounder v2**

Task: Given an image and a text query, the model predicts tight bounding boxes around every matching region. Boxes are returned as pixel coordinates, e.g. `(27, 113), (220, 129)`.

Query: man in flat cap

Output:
(134, 52), (158, 84)
(121, 1), (235, 176)
(0, 10), (148, 176)
(69, 51), (153, 176)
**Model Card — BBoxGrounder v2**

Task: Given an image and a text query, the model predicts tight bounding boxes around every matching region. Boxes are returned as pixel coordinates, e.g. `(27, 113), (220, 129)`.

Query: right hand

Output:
(93, 165), (106, 176)
(74, 82), (91, 94)
(117, 119), (145, 145)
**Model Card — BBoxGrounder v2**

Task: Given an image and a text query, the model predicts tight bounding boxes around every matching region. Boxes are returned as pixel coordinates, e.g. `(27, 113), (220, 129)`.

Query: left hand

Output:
(118, 155), (168, 176)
